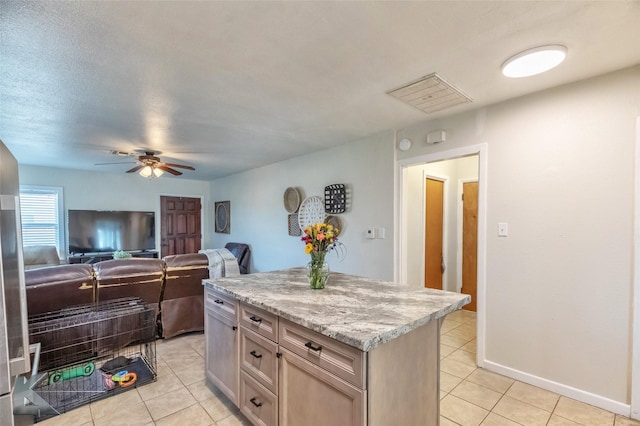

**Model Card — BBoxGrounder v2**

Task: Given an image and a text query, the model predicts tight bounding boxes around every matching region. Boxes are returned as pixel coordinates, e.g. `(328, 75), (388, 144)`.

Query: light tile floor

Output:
(39, 310), (640, 425)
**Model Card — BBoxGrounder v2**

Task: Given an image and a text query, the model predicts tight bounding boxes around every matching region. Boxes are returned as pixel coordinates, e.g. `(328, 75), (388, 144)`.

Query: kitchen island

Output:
(203, 268), (470, 426)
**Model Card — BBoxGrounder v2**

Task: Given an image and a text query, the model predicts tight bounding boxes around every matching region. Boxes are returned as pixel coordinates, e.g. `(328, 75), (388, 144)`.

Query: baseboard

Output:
(482, 359), (631, 416)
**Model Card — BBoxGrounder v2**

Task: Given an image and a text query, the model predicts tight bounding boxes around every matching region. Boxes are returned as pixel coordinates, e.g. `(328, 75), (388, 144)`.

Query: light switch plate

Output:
(498, 222), (508, 237)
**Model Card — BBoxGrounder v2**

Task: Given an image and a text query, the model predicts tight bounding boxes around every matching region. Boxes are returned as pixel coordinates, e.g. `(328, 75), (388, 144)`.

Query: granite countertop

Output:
(204, 268), (470, 352)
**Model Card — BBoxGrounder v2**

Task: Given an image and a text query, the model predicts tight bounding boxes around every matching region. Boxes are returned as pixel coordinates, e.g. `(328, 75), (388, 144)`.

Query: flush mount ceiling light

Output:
(502, 45), (567, 78)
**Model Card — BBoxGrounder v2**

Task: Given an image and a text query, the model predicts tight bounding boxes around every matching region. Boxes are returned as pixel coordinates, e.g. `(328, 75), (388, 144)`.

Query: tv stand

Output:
(68, 251), (159, 264)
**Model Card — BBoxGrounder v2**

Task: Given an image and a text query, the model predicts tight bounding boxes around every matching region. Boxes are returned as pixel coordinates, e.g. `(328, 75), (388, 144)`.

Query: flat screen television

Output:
(68, 210), (156, 255)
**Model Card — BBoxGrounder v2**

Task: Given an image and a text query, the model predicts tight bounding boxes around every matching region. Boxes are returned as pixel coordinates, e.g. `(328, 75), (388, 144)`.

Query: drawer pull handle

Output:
(305, 341), (322, 352)
(250, 350), (263, 359)
(250, 397), (263, 408)
(214, 299), (224, 305)
(249, 315), (262, 323)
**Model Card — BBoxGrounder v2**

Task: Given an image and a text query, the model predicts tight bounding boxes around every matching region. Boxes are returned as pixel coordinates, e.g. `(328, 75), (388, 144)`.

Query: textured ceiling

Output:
(1, 1), (639, 180)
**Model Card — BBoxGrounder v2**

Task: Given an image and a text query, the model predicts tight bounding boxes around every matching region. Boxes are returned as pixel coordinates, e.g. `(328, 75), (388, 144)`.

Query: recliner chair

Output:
(224, 242), (250, 274)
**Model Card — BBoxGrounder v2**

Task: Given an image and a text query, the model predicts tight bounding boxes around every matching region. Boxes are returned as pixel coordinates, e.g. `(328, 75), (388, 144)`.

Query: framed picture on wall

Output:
(215, 201), (230, 233)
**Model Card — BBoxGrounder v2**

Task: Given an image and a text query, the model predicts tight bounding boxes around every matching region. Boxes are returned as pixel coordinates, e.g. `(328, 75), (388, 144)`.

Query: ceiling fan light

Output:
(139, 165), (153, 178)
(502, 45), (567, 78)
(153, 167), (164, 177)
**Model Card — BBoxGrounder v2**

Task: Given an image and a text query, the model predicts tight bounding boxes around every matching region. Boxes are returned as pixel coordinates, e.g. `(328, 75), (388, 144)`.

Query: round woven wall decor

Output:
(298, 196), (326, 231)
(283, 187), (301, 213)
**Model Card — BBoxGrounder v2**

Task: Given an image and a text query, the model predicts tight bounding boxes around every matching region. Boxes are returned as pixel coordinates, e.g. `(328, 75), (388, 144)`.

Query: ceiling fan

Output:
(97, 150), (195, 177)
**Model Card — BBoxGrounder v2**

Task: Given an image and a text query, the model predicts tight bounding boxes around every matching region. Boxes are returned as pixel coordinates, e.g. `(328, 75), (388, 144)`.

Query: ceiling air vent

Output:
(387, 73), (472, 115)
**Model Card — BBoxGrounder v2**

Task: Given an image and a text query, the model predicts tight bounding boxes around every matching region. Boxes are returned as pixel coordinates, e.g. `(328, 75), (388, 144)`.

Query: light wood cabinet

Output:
(205, 288), (239, 405)
(205, 291), (441, 426)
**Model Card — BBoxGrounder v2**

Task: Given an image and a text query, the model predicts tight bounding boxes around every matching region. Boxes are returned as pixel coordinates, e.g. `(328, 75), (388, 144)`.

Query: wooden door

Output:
(424, 178), (444, 290)
(462, 182), (478, 311)
(160, 196), (201, 257)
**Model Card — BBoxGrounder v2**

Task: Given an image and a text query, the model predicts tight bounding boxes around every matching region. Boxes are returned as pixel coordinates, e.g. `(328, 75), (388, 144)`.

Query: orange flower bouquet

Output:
(301, 223), (339, 289)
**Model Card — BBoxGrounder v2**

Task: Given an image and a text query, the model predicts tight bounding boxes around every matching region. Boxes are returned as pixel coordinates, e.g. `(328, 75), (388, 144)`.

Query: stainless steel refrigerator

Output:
(0, 140), (32, 426)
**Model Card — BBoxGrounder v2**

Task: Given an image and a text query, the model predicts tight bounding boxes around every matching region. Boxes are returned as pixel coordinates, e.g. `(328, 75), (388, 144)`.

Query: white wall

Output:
(18, 166), (212, 254)
(209, 130), (396, 280)
(397, 66), (640, 409)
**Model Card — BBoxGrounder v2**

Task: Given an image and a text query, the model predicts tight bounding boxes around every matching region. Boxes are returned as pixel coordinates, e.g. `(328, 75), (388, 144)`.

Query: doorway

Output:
(160, 196), (202, 257)
(397, 144), (487, 367)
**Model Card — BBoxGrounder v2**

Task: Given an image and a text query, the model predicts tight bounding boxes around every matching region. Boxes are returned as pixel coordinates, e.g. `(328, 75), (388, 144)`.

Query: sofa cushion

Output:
(162, 253), (209, 299)
(93, 259), (164, 309)
(160, 253), (209, 338)
(25, 264), (95, 316)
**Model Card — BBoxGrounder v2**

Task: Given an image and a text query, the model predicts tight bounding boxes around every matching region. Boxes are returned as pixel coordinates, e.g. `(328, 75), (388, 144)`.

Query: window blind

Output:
(19, 187), (63, 250)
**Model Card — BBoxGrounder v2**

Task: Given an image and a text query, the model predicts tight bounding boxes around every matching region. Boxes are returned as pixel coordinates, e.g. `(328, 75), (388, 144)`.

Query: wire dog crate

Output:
(26, 297), (157, 422)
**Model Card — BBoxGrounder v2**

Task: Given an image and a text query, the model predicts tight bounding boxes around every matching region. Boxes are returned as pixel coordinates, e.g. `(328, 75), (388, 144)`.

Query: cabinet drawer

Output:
(205, 287), (238, 322)
(240, 303), (278, 342)
(240, 327), (278, 395)
(240, 370), (278, 426)
(279, 319), (366, 389)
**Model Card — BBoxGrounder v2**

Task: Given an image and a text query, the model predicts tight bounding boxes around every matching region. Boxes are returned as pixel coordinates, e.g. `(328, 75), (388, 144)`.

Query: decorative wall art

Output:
(324, 184), (347, 214)
(298, 196), (326, 231)
(283, 187), (301, 213)
(288, 213), (302, 236)
(214, 201), (230, 233)
(325, 215), (342, 233)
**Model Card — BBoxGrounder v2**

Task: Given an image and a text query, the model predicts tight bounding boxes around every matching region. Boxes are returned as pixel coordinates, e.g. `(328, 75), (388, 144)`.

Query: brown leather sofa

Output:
(24, 248), (249, 371)
(24, 249), (248, 338)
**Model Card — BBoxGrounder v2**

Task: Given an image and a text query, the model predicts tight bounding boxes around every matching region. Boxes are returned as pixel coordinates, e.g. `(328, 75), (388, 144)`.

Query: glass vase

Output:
(307, 251), (330, 289)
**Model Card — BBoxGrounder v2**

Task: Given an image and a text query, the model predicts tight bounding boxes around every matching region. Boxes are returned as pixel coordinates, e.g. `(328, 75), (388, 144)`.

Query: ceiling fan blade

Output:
(157, 165), (182, 176)
(95, 161), (137, 165)
(126, 165), (144, 173)
(163, 163), (195, 171)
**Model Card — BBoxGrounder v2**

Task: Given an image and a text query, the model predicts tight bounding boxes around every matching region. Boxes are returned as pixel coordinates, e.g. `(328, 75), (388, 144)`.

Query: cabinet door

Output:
(279, 348), (365, 426)
(205, 308), (239, 405)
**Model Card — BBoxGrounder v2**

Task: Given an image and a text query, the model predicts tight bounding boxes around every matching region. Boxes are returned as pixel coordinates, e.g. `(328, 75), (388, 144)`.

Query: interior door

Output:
(160, 196), (202, 257)
(462, 182), (478, 311)
(424, 178), (444, 290)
